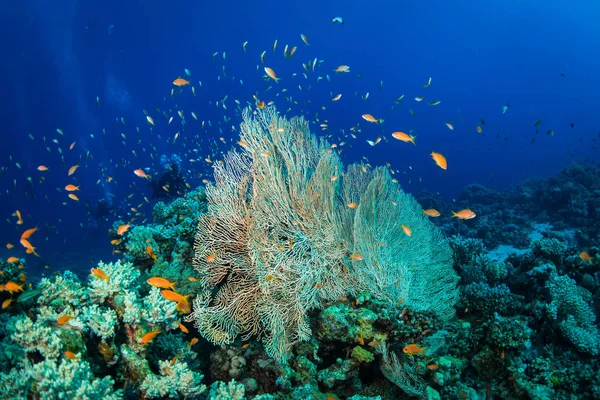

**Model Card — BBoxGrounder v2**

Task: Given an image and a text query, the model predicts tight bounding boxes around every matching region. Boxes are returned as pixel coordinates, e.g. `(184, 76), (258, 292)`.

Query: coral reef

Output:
(1, 116), (599, 399)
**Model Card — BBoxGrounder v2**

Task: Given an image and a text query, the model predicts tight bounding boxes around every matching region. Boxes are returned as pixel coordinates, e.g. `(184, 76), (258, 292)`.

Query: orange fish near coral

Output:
(57, 315), (73, 326)
(401, 225), (412, 236)
(579, 251), (593, 263)
(188, 337), (199, 348)
(161, 290), (190, 303)
(7, 257), (19, 263)
(422, 209), (441, 217)
(177, 322), (189, 333)
(403, 344), (426, 356)
(2, 298), (13, 309)
(176, 299), (191, 314)
(117, 224), (130, 235)
(64, 351), (78, 360)
(91, 268), (109, 281)
(452, 209), (476, 220)
(205, 253), (216, 262)
(3, 281), (24, 294)
(347, 202), (358, 209)
(350, 253), (363, 261)
(147, 246), (158, 261)
(140, 329), (161, 344)
(147, 277), (175, 290)
(430, 152), (447, 170)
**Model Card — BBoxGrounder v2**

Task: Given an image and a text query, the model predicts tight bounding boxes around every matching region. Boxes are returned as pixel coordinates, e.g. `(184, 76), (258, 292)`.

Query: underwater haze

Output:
(0, 0), (599, 399)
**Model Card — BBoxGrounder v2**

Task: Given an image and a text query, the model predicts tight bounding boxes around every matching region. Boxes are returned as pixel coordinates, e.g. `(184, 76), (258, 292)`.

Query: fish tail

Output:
(410, 136), (417, 146)
(451, 211), (457, 218)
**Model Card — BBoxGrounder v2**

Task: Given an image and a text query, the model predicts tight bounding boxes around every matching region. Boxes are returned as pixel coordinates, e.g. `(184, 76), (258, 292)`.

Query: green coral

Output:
(207, 379), (246, 400)
(546, 275), (600, 355)
(140, 359), (206, 399)
(0, 358), (121, 399)
(88, 260), (141, 303)
(531, 238), (566, 265)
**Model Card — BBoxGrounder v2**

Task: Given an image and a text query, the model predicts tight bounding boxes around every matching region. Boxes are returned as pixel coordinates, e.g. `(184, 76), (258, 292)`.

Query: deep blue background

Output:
(1, 0), (599, 274)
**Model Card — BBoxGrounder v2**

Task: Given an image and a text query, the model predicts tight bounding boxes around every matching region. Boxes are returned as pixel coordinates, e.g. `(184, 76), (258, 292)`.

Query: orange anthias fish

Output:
(134, 169), (150, 179)
(188, 337), (199, 347)
(6, 243), (14, 249)
(264, 67), (280, 83)
(579, 251), (593, 263)
(67, 164), (79, 176)
(347, 202), (358, 209)
(350, 253), (363, 261)
(140, 329), (161, 344)
(7, 257), (20, 263)
(68, 193), (79, 201)
(452, 209), (477, 220)
(147, 246), (157, 261)
(392, 132), (416, 145)
(161, 290), (190, 303)
(147, 277), (175, 290)
(176, 299), (191, 314)
(401, 225), (412, 236)
(430, 152), (447, 170)
(117, 224), (130, 235)
(2, 298), (13, 309)
(20, 238), (39, 257)
(422, 209), (441, 217)
(177, 322), (189, 333)
(403, 344), (426, 356)
(65, 184), (79, 191)
(15, 210), (23, 225)
(91, 268), (109, 281)
(21, 226), (38, 240)
(205, 254), (216, 262)
(173, 78), (190, 87)
(3, 281), (24, 294)
(64, 351), (78, 360)
(361, 114), (379, 123)
(37, 165), (49, 171)
(57, 315), (73, 325)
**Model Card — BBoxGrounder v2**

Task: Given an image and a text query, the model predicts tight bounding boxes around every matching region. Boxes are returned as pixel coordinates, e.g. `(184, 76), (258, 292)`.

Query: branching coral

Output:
(189, 107), (458, 362)
(0, 358), (121, 399)
(140, 359), (206, 399)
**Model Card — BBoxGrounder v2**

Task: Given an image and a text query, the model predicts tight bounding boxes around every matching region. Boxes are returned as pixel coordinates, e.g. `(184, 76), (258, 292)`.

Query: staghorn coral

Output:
(189, 106), (458, 362)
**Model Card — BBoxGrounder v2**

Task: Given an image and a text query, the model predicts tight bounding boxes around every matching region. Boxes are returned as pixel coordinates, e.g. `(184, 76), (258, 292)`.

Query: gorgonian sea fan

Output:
(188, 106), (459, 362)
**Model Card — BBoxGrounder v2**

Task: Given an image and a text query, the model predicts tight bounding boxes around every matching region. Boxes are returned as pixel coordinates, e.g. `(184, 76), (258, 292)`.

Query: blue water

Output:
(1, 0), (599, 274)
